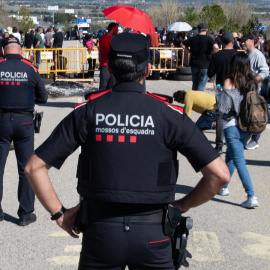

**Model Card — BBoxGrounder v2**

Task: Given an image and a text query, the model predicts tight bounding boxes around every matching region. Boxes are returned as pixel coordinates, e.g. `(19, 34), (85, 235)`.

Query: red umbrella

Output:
(102, 5), (155, 34)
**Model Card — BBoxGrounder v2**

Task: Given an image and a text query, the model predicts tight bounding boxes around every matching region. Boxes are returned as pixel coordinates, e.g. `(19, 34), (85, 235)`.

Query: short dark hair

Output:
(108, 22), (118, 32)
(108, 59), (146, 83)
(13, 26), (18, 33)
(219, 28), (225, 35)
(173, 90), (186, 102)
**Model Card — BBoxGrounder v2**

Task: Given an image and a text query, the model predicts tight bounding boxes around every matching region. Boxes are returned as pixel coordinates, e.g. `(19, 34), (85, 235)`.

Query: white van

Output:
(74, 23), (90, 37)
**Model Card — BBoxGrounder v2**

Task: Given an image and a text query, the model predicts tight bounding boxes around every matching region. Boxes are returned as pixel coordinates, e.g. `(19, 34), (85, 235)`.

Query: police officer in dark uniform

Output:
(0, 37), (47, 225)
(25, 33), (230, 269)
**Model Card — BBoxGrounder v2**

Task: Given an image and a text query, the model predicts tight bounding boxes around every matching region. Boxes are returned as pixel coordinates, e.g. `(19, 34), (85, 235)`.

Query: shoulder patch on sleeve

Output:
(86, 89), (112, 101)
(145, 92), (170, 105)
(168, 105), (183, 114)
(74, 102), (87, 109)
(21, 58), (38, 72)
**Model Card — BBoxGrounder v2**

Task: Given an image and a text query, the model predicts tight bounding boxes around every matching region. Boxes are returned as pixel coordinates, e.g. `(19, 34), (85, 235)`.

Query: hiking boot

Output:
(245, 140), (259, 150)
(241, 196), (259, 209)
(218, 188), (230, 196)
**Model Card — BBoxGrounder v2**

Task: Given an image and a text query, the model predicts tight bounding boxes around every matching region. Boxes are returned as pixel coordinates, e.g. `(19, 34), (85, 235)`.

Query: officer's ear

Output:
(145, 63), (151, 78)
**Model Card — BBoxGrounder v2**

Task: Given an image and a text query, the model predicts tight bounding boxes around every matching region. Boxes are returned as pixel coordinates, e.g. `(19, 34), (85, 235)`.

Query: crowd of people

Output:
(0, 26), (64, 69)
(0, 18), (269, 269)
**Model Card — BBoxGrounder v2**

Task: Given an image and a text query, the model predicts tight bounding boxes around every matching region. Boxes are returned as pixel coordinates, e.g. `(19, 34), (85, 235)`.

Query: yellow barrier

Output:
(149, 47), (188, 71)
(22, 47), (189, 81)
(22, 48), (100, 80)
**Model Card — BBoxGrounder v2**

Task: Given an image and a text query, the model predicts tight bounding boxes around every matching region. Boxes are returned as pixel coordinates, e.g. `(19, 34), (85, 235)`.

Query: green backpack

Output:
(238, 90), (268, 134)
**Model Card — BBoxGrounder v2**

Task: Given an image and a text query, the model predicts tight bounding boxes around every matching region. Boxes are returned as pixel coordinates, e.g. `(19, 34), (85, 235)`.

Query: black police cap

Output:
(108, 32), (150, 72)
(2, 36), (21, 48)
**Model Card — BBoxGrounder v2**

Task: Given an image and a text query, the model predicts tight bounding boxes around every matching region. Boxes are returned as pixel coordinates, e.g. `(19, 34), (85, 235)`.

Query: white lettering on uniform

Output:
(0, 72), (28, 79)
(105, 114), (116, 126)
(96, 114), (105, 125)
(144, 116), (154, 127)
(130, 115), (140, 127)
(117, 115), (124, 126)
(95, 113), (155, 128)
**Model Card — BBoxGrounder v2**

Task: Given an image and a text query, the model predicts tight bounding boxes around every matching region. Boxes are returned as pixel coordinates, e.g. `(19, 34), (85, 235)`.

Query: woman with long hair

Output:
(218, 52), (259, 209)
(84, 34), (96, 79)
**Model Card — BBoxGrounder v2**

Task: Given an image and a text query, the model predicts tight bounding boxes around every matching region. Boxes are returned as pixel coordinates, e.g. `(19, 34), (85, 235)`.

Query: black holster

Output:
(74, 196), (89, 232)
(163, 205), (193, 269)
(34, 111), (43, 133)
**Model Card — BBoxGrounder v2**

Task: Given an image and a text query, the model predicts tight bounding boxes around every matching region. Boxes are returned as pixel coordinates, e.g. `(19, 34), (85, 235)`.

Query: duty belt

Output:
(90, 211), (163, 223)
(0, 112), (33, 118)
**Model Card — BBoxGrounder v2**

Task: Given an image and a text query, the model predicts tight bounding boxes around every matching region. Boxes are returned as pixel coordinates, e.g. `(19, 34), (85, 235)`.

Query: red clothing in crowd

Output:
(148, 33), (160, 47)
(99, 34), (112, 67)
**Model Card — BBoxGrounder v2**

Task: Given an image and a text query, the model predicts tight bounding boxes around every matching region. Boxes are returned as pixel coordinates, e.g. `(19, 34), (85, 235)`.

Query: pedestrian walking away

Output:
(208, 31), (238, 154)
(0, 37), (48, 225)
(181, 23), (219, 91)
(25, 32), (230, 270)
(217, 52), (259, 209)
(240, 34), (269, 150)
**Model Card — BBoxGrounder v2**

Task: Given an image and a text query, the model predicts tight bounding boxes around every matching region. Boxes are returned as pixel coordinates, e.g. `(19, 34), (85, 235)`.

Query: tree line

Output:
(147, 0), (269, 38)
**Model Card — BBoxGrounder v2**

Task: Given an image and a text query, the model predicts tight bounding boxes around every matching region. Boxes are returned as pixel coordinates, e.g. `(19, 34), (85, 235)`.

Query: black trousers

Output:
(0, 114), (35, 219)
(78, 220), (174, 270)
(99, 66), (114, 91)
(87, 58), (96, 78)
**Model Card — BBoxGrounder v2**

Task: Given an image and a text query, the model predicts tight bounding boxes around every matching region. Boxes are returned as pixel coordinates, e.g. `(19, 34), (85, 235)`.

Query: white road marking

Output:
(189, 231), (224, 262)
(241, 232), (270, 260)
(64, 245), (82, 253)
(48, 231), (82, 238)
(48, 231), (70, 237)
(47, 256), (79, 265)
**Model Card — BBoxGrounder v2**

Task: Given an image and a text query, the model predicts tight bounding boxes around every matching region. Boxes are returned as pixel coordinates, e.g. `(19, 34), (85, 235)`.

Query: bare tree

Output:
(0, 6), (19, 30)
(220, 0), (252, 30)
(148, 0), (179, 28)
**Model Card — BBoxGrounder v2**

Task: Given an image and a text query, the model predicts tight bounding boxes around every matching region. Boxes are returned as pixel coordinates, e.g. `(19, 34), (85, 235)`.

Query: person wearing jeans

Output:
(218, 52), (259, 209)
(240, 34), (269, 150)
(223, 126), (255, 198)
(173, 90), (217, 131)
(196, 110), (216, 130)
(191, 67), (209, 91)
(181, 22), (219, 91)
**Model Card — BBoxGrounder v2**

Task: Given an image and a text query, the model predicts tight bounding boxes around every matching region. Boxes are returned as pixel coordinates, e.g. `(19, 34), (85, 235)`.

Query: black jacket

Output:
(0, 54), (47, 113)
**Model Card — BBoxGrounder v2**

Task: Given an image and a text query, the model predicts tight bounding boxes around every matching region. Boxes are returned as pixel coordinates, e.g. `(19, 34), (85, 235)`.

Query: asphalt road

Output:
(0, 75), (270, 270)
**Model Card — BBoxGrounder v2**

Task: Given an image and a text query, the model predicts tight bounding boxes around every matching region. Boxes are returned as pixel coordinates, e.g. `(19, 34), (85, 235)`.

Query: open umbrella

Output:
(167, 22), (192, 32)
(102, 5), (155, 34)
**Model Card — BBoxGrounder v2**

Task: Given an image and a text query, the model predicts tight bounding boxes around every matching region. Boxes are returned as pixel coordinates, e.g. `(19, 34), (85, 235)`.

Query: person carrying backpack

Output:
(217, 52), (259, 209)
(239, 34), (269, 150)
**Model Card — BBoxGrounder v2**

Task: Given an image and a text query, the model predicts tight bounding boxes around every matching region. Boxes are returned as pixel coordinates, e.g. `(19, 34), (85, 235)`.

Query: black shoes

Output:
(0, 212), (4, 222)
(18, 213), (37, 226)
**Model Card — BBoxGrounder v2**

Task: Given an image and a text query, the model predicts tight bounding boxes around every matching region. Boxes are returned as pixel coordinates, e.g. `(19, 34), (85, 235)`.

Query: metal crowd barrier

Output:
(22, 48), (99, 80)
(22, 47), (188, 81)
(150, 47), (188, 71)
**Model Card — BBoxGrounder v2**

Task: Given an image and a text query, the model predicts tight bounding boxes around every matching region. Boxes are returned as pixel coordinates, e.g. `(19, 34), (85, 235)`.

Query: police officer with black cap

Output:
(25, 33), (230, 269)
(0, 37), (47, 225)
